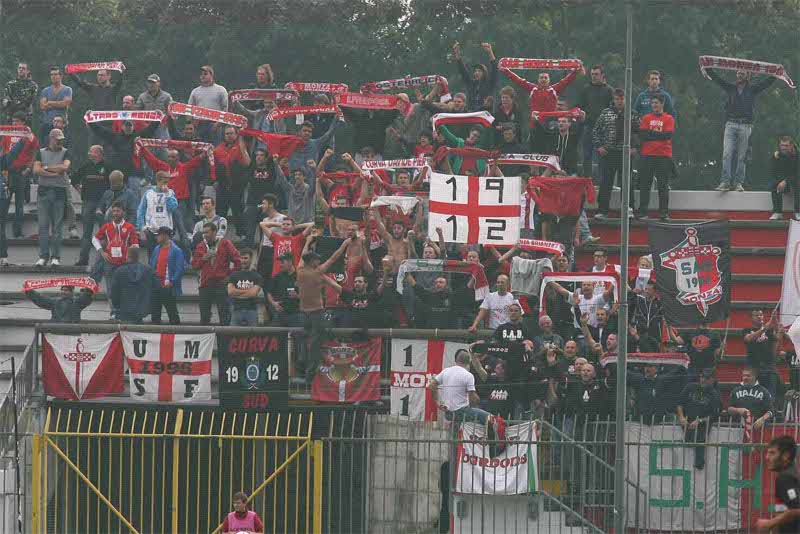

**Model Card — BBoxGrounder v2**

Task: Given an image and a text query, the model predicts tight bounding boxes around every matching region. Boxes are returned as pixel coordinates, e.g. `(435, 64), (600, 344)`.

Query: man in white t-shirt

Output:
(469, 275), (520, 331)
(548, 280), (612, 328)
(428, 349), (490, 424)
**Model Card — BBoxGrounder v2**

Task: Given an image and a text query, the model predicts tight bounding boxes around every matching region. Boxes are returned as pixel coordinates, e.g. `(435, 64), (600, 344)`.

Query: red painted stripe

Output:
(158, 334), (175, 402)
(425, 340), (445, 422)
(592, 225), (788, 248)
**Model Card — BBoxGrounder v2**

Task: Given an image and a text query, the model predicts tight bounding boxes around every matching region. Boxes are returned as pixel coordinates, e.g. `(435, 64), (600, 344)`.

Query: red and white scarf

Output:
(396, 259), (490, 300)
(499, 58), (583, 70)
(228, 89), (298, 103)
(539, 272), (619, 316)
(600, 352), (690, 369)
(0, 125), (33, 139)
(65, 61), (126, 74)
(23, 277), (99, 293)
(519, 238), (565, 258)
(335, 92), (399, 110)
(369, 196), (419, 215)
(284, 82), (350, 94)
(168, 102), (248, 128)
(266, 105), (338, 121)
(360, 75), (451, 102)
(361, 156), (429, 171)
(699, 55), (795, 89)
(538, 107), (585, 120)
(491, 153), (562, 173)
(133, 138), (216, 178)
(84, 110), (165, 123)
(431, 111), (494, 130)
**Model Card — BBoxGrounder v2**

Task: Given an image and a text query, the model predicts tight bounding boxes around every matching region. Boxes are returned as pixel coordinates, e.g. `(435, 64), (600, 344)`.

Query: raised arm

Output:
(370, 207), (392, 242)
(320, 239), (349, 273)
(500, 68), (535, 93)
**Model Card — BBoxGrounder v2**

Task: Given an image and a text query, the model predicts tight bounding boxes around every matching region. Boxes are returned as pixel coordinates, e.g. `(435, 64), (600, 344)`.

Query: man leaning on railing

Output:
(428, 348), (490, 424)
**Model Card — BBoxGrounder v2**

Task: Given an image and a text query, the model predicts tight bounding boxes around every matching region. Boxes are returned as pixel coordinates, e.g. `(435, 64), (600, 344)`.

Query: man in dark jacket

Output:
(576, 65), (613, 178)
(706, 68), (776, 192)
(768, 136), (799, 220)
(452, 42), (498, 112)
(89, 120), (159, 199)
(677, 369), (721, 469)
(110, 247), (155, 323)
(27, 285), (94, 322)
(629, 362), (687, 423)
(96, 170), (139, 223)
(72, 145), (111, 266)
(728, 367), (774, 429)
(565, 363), (611, 422)
(404, 274), (460, 329)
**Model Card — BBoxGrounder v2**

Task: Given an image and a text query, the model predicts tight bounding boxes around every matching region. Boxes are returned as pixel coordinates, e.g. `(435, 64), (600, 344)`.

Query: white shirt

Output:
(572, 293), (607, 327)
(480, 291), (520, 329)
(260, 213), (286, 247)
(434, 365), (475, 411)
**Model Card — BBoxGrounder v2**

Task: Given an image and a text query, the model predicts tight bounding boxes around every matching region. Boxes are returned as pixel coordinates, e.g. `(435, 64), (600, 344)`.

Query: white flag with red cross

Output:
(42, 333), (124, 400)
(428, 171), (520, 245)
(121, 332), (214, 403)
(390, 339), (469, 421)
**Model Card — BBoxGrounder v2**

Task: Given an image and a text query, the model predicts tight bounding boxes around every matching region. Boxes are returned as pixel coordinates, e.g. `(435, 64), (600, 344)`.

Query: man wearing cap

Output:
(111, 247), (155, 324)
(452, 41), (498, 112)
(677, 368), (721, 470)
(135, 74), (173, 145)
(150, 226), (185, 325)
(27, 284), (94, 323)
(188, 66), (228, 144)
(32, 128), (71, 267)
(91, 200), (139, 317)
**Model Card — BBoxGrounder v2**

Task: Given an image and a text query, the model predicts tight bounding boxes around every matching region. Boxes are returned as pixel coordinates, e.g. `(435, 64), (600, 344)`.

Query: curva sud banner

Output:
(649, 220), (731, 326)
(218, 334), (288, 410)
(456, 422), (539, 495)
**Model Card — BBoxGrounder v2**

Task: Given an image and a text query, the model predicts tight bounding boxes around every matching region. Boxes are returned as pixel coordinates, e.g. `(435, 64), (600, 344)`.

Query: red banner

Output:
(335, 92), (398, 110)
(84, 110), (165, 124)
(311, 338), (382, 403)
(168, 102), (248, 128)
(498, 58), (583, 70)
(267, 105), (338, 121)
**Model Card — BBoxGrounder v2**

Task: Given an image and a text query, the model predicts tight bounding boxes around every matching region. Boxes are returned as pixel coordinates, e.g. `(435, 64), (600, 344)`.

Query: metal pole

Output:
(614, 1), (634, 532)
(11, 356), (21, 533)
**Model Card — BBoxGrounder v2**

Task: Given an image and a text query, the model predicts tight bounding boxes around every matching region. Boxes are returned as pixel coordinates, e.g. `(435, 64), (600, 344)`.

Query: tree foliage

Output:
(0, 0), (797, 188)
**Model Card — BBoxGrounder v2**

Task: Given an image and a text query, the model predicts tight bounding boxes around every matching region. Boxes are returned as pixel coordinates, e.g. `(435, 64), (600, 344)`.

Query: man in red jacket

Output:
(91, 200), (139, 317)
(500, 63), (583, 151)
(191, 221), (241, 325)
(637, 94), (675, 221)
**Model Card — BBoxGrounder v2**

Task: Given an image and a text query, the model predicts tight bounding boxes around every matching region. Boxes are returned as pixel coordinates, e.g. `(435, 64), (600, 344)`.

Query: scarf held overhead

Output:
(65, 61), (126, 74)
(285, 82), (350, 94)
(0, 125), (33, 139)
(699, 55), (795, 89)
(238, 129), (307, 159)
(267, 105), (338, 121)
(228, 89), (299, 103)
(133, 138), (216, 179)
(335, 92), (399, 110)
(527, 176), (596, 216)
(23, 277), (99, 293)
(519, 239), (565, 257)
(362, 156), (430, 171)
(537, 107), (585, 120)
(538, 272), (619, 316)
(369, 196), (419, 215)
(84, 110), (165, 123)
(168, 102), (248, 128)
(600, 352), (690, 369)
(498, 58), (583, 70)
(360, 75), (451, 102)
(431, 111), (494, 130)
(396, 259), (489, 300)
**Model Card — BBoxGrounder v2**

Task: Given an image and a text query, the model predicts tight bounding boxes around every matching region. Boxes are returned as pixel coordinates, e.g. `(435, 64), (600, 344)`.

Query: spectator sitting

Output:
(26, 285), (93, 323)
(110, 247), (155, 324)
(727, 367), (774, 430)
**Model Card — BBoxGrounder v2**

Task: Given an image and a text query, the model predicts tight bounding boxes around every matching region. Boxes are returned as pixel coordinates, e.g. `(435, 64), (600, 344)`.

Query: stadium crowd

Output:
(1, 47), (797, 420)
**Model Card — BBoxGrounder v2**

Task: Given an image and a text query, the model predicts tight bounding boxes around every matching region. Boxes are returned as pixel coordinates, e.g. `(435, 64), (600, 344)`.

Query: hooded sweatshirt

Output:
(111, 262), (156, 321)
(457, 60), (499, 112)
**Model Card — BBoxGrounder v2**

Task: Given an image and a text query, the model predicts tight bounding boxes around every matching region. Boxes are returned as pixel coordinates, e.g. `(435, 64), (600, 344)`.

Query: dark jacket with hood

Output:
(27, 289), (93, 322)
(457, 59), (498, 112)
(111, 261), (157, 321)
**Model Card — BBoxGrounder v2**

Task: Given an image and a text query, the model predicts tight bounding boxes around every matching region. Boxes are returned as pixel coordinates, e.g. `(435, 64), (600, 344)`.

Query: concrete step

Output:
(0, 266), (202, 295)
(594, 189), (797, 214)
(576, 244), (785, 275)
(591, 217), (790, 248)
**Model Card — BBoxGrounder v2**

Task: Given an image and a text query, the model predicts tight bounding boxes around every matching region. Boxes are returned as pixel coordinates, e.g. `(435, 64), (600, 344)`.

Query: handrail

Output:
(538, 491), (605, 534)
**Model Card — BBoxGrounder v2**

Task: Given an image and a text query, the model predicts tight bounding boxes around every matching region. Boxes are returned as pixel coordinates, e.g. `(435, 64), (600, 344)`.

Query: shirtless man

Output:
(341, 223), (374, 285)
(370, 197), (424, 273)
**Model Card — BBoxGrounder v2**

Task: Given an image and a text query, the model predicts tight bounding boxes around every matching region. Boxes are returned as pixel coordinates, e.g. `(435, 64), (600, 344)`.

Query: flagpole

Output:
(614, 1), (634, 532)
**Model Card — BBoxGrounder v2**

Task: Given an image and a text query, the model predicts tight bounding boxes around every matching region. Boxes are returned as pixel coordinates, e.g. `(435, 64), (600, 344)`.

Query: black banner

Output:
(218, 334), (289, 410)
(649, 220), (731, 326)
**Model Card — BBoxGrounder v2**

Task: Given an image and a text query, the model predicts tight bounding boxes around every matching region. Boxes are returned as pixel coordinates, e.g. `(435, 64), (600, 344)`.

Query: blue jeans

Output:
(449, 406), (491, 425)
(721, 121), (752, 187)
(0, 197), (9, 258)
(79, 198), (101, 263)
(9, 169), (28, 237)
(578, 210), (592, 242)
(230, 308), (259, 326)
(37, 186), (66, 260)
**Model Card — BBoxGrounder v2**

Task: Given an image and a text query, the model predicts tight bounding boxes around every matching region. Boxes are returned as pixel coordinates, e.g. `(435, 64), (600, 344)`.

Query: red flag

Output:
(311, 338), (382, 403)
(239, 128), (307, 158)
(528, 176), (596, 217)
(42, 334), (124, 400)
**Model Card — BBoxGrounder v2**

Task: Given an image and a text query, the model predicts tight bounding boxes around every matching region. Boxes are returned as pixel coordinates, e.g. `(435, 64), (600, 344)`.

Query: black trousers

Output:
(151, 286), (181, 325)
(597, 150), (635, 214)
(638, 155), (672, 215)
(199, 285), (230, 325)
(770, 176), (800, 214)
(684, 420), (709, 468)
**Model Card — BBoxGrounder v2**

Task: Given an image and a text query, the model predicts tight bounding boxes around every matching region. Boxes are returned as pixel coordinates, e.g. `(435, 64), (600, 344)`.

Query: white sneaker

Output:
(35, 258), (46, 267)
(735, 185), (745, 192)
(628, 208), (635, 219)
(593, 213), (607, 221)
(715, 184), (730, 192)
(769, 213), (784, 220)
(69, 227), (80, 239)
(49, 258), (61, 267)
(0, 258), (9, 267)
(794, 213), (800, 221)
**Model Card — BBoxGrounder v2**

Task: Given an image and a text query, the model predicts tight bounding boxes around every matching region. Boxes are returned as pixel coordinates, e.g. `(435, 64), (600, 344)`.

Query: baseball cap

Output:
(147, 74), (160, 82)
(49, 128), (65, 140)
(156, 226), (173, 236)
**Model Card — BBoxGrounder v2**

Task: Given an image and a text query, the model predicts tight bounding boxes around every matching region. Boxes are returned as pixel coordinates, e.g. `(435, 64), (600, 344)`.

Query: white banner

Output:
(389, 339), (467, 421)
(625, 423), (743, 531)
(428, 171), (520, 245)
(780, 220), (800, 327)
(121, 332), (214, 402)
(456, 422), (538, 495)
